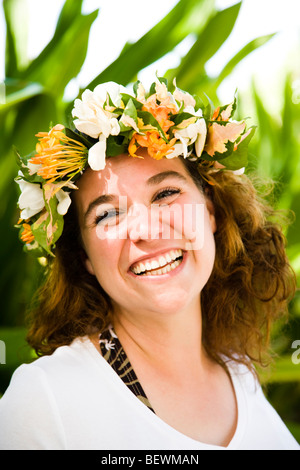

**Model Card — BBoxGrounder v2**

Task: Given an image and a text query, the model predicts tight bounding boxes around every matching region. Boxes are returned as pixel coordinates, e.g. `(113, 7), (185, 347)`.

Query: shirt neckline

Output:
(77, 336), (248, 450)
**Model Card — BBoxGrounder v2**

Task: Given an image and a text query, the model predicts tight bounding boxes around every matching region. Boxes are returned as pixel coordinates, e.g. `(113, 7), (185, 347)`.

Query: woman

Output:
(0, 78), (298, 450)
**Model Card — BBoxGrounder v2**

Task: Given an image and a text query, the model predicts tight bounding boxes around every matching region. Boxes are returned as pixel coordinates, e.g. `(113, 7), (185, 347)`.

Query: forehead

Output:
(74, 153), (193, 210)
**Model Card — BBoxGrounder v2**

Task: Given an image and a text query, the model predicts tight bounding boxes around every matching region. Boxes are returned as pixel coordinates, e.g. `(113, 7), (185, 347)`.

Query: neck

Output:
(112, 296), (206, 370)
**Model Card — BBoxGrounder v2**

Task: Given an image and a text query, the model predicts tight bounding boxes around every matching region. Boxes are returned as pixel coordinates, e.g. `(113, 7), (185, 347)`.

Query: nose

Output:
(127, 203), (164, 243)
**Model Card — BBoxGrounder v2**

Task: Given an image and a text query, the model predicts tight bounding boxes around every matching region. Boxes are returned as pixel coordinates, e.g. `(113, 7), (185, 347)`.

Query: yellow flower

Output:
(20, 223), (35, 244)
(30, 124), (88, 183)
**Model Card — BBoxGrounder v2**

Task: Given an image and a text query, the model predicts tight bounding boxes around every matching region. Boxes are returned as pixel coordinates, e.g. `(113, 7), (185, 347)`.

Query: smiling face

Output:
(73, 152), (217, 322)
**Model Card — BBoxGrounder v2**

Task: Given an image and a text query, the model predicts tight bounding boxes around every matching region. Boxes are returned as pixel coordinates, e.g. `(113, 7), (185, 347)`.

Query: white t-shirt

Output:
(0, 336), (299, 450)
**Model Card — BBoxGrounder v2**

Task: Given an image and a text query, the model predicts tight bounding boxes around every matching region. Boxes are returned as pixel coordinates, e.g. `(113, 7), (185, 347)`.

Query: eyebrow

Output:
(84, 170), (188, 222)
(146, 170), (188, 186)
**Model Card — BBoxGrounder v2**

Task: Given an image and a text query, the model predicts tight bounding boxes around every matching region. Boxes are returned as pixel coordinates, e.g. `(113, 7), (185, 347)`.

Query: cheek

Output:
(195, 211), (216, 278)
(83, 230), (121, 281)
(166, 198), (208, 250)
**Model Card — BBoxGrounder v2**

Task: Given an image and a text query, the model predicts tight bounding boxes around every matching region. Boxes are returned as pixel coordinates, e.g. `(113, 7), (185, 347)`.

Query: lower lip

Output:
(128, 251), (187, 281)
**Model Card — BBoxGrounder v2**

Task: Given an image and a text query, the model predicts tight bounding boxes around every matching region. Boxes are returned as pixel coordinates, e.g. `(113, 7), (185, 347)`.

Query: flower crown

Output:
(15, 77), (255, 257)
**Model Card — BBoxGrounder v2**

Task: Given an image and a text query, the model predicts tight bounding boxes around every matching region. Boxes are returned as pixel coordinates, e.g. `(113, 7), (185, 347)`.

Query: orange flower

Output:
(129, 131), (176, 160)
(128, 92), (177, 160)
(205, 102), (246, 157)
(30, 124), (88, 183)
(142, 94), (177, 134)
(20, 223), (34, 244)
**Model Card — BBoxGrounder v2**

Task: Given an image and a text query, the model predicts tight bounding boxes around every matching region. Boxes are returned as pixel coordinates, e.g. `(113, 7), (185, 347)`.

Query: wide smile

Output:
(129, 249), (185, 277)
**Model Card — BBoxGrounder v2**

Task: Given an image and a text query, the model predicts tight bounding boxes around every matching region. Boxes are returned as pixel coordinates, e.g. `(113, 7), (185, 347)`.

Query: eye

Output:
(152, 187), (182, 204)
(95, 208), (119, 226)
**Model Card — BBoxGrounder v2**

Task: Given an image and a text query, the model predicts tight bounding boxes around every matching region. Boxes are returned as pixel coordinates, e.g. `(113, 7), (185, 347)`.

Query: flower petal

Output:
(173, 79), (196, 109)
(205, 121), (246, 157)
(16, 178), (45, 218)
(93, 82), (129, 108)
(56, 189), (72, 215)
(232, 167), (245, 175)
(73, 119), (102, 139)
(165, 142), (186, 159)
(195, 119), (207, 157)
(88, 136), (107, 171)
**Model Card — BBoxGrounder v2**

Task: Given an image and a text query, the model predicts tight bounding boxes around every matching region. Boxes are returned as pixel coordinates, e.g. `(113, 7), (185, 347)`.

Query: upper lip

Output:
(128, 247), (185, 271)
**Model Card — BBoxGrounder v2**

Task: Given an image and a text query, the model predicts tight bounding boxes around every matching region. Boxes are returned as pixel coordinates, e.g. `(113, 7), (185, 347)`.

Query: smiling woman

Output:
(0, 77), (298, 450)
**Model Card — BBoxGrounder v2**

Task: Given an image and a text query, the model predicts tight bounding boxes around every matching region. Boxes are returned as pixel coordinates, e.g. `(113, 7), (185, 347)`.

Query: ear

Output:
(85, 258), (95, 276)
(80, 249), (95, 276)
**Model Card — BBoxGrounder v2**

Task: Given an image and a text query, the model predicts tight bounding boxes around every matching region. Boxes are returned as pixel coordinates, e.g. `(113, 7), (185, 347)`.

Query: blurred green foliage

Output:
(0, 0), (299, 443)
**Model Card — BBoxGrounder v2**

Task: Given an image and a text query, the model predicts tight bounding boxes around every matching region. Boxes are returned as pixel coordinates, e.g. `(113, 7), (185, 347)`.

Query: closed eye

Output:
(152, 187), (182, 204)
(95, 208), (119, 225)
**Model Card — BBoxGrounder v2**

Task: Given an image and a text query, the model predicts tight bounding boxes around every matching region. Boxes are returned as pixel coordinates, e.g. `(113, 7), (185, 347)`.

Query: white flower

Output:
(136, 82), (146, 102)
(154, 80), (178, 109)
(184, 106), (203, 118)
(173, 118), (207, 158)
(93, 81), (129, 108)
(155, 80), (170, 102)
(72, 82), (133, 170)
(72, 91), (120, 139)
(56, 189), (72, 215)
(173, 79), (196, 109)
(88, 134), (107, 171)
(119, 113), (140, 133)
(194, 119), (207, 157)
(27, 161), (42, 175)
(72, 82), (128, 140)
(165, 142), (188, 160)
(232, 167), (245, 175)
(16, 173), (45, 219)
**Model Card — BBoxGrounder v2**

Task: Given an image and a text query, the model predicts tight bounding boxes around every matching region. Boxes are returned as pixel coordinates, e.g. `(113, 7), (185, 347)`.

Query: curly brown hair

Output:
(26, 160), (296, 374)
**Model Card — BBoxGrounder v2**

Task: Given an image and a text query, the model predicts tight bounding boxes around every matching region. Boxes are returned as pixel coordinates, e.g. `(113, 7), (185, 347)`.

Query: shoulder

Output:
(1, 336), (102, 398)
(0, 337), (99, 450)
(227, 359), (300, 449)
(0, 361), (66, 449)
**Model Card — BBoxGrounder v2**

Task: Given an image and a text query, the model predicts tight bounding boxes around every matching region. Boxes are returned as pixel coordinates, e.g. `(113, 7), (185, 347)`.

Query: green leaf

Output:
(170, 112), (197, 127)
(85, 0), (216, 89)
(22, 0), (86, 79)
(106, 136), (128, 157)
(23, 10), (98, 96)
(216, 34), (277, 87)
(166, 2), (242, 90)
(133, 80), (141, 97)
(0, 82), (44, 112)
(31, 186), (64, 256)
(217, 126), (256, 170)
(54, 0), (85, 39)
(65, 127), (94, 149)
(11, 93), (58, 156)
(3, 0), (29, 76)
(123, 98), (138, 122)
(137, 110), (167, 141)
(120, 94), (143, 110)
(259, 356), (300, 384)
(252, 83), (281, 177)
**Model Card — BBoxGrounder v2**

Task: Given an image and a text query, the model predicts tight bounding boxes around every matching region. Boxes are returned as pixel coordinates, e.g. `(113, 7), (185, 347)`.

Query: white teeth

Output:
(145, 261), (152, 271)
(165, 253), (172, 263)
(150, 260), (160, 270)
(131, 249), (183, 276)
(144, 259), (181, 276)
